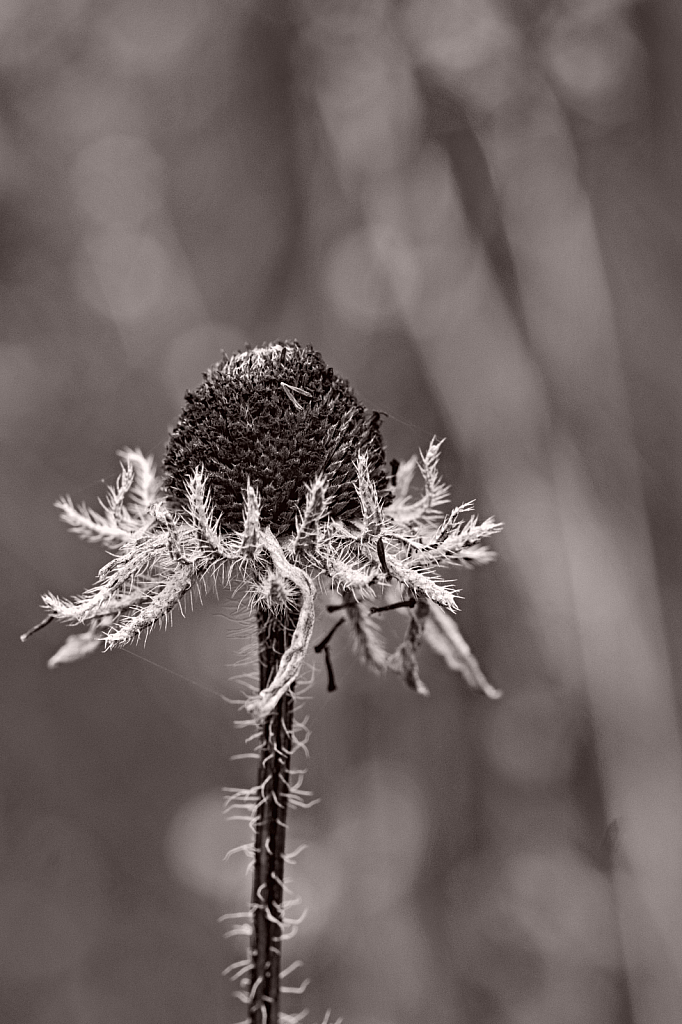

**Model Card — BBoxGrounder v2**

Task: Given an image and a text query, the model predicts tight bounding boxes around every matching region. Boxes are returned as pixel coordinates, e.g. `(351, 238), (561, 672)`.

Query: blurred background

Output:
(2, 0), (682, 1021)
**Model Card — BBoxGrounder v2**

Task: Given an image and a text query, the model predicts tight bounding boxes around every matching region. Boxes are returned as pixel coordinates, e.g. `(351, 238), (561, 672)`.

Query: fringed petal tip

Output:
(20, 614), (55, 643)
(244, 536), (316, 721)
(47, 630), (104, 668)
(423, 603), (502, 699)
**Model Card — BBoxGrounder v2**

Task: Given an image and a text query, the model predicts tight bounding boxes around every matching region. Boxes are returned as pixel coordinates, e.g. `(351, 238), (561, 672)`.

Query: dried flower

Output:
(25, 341), (500, 709)
(23, 340), (502, 1023)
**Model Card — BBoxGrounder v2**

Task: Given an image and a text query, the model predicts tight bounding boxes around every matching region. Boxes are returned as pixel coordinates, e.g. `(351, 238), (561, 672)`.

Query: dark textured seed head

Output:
(163, 342), (388, 535)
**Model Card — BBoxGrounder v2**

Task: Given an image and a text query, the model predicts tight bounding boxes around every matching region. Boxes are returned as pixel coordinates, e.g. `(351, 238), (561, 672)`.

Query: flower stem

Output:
(249, 604), (299, 1024)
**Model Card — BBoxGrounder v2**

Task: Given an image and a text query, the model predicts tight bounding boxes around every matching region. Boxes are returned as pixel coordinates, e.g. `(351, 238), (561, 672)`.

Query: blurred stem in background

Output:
(297, 0), (682, 1019)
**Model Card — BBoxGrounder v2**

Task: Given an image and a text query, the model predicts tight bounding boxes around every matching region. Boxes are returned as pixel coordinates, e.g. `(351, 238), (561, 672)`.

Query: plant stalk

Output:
(248, 604), (298, 1024)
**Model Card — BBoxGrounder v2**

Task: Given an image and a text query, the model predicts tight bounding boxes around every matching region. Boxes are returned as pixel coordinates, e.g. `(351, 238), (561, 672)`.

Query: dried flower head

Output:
(24, 339), (502, 1024)
(164, 343), (388, 534)
(25, 340), (502, 711)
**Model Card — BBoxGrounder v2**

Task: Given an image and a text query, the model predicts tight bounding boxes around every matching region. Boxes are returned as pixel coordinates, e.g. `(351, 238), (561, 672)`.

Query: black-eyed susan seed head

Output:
(29, 338), (502, 709)
(163, 342), (388, 535)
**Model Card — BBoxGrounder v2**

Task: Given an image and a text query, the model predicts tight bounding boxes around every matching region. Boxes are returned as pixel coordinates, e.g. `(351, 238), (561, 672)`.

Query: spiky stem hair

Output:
(23, 341), (502, 1024)
(249, 607), (298, 1023)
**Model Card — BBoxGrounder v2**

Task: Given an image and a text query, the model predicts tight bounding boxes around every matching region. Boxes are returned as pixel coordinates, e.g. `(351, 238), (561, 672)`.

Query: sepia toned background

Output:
(2, 0), (682, 1021)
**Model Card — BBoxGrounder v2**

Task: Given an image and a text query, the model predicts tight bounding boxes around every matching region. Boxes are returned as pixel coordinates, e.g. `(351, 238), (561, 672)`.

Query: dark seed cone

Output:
(164, 342), (388, 535)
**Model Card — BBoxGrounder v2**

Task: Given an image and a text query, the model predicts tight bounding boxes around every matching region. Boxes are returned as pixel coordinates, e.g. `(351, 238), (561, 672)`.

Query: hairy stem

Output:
(249, 604), (298, 1024)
